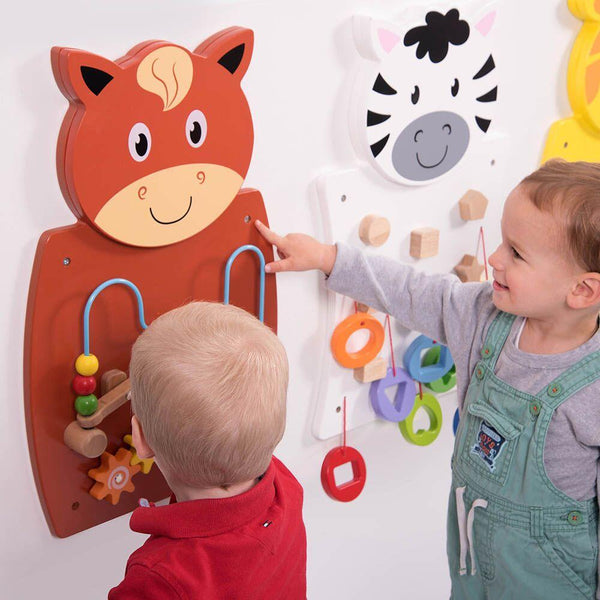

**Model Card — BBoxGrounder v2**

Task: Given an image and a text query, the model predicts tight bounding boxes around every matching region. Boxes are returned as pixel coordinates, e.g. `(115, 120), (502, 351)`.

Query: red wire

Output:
(354, 301), (358, 313)
(342, 396), (347, 448)
(418, 381), (423, 400)
(479, 226), (489, 281)
(385, 315), (397, 376)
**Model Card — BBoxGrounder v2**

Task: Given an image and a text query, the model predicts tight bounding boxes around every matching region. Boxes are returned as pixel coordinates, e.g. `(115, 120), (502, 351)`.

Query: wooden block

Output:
(101, 368), (127, 396)
(459, 190), (489, 220)
(64, 421), (107, 458)
(409, 227), (440, 258)
(356, 302), (375, 314)
(454, 254), (485, 282)
(359, 215), (391, 247)
(354, 356), (387, 383)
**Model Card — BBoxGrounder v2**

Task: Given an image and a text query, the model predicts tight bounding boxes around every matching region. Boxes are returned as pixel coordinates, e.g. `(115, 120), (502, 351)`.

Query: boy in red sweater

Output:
(109, 302), (306, 600)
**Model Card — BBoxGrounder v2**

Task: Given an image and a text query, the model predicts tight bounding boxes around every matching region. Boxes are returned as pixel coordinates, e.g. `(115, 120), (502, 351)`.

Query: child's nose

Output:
(488, 247), (501, 269)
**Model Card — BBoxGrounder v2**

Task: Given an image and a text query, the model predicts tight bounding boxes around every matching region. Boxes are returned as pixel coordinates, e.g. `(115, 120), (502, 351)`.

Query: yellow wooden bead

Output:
(75, 353), (99, 376)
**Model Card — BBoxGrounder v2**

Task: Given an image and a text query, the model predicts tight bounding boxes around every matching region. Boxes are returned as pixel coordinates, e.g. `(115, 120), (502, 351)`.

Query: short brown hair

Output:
(130, 302), (288, 488)
(520, 159), (600, 272)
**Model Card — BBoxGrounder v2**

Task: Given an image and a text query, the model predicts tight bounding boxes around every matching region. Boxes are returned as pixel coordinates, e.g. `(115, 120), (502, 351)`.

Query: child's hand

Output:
(254, 220), (337, 275)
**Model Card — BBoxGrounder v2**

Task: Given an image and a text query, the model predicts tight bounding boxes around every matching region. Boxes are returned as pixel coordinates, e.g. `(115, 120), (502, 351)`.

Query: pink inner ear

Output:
(377, 28), (401, 54)
(475, 11), (496, 37)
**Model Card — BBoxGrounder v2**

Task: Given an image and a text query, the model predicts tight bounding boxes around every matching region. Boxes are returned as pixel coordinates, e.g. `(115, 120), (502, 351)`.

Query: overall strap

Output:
(536, 348), (600, 410)
(479, 311), (517, 370)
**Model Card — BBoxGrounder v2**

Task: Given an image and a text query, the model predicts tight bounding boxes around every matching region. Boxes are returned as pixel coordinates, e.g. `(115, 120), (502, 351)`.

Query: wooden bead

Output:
(75, 353), (99, 376)
(101, 369), (127, 396)
(354, 356), (387, 383)
(63, 421), (107, 458)
(454, 254), (485, 282)
(458, 190), (489, 220)
(72, 375), (96, 396)
(74, 394), (98, 416)
(359, 215), (391, 247)
(356, 302), (375, 314)
(409, 227), (440, 259)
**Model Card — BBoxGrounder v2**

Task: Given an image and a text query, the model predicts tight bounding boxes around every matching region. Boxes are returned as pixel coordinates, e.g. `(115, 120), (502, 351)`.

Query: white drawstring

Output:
(467, 499), (488, 575)
(456, 486), (488, 576)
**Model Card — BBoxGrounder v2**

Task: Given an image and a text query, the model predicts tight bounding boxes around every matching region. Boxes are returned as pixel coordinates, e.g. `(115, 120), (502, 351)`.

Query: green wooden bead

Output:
(74, 394), (98, 416)
(423, 346), (457, 393)
(399, 392), (442, 446)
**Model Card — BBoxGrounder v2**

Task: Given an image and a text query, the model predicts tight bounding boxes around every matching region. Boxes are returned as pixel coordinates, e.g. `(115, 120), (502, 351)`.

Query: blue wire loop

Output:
(223, 245), (266, 322)
(83, 278), (148, 355)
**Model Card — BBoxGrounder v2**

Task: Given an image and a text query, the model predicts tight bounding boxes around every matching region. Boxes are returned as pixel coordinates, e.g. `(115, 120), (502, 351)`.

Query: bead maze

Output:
(24, 28), (277, 538)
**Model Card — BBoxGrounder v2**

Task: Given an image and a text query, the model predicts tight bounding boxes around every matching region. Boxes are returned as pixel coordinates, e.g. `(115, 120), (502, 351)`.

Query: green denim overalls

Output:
(448, 312), (599, 600)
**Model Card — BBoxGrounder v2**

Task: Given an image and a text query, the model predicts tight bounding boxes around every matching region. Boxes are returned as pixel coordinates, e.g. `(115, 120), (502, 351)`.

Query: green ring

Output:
(422, 346), (456, 392)
(399, 392), (443, 446)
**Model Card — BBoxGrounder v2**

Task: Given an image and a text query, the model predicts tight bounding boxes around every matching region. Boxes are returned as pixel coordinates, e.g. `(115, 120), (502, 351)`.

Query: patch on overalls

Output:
(471, 420), (506, 472)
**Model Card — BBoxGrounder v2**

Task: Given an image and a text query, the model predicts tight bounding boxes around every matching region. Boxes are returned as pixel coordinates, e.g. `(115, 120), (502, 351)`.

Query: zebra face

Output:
(352, 9), (498, 186)
(391, 110), (470, 181)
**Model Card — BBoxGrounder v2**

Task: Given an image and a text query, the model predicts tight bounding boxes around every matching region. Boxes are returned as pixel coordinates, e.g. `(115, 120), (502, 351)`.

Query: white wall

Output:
(1, 0), (576, 597)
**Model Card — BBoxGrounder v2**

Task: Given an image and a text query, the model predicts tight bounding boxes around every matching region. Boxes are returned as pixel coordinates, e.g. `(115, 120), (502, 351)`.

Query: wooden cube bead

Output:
(356, 302), (375, 314)
(459, 190), (489, 220)
(409, 227), (440, 259)
(454, 254), (485, 282)
(359, 215), (391, 247)
(354, 356), (387, 383)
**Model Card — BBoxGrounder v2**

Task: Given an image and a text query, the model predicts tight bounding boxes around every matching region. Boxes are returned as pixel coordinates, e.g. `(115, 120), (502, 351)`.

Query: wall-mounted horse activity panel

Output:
(313, 3), (508, 441)
(24, 28), (277, 538)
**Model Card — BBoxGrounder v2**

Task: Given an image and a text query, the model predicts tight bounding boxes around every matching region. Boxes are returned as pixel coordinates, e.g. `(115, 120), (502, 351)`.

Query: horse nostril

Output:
(197, 171), (206, 184)
(443, 124), (452, 135)
(138, 186), (147, 200)
(414, 129), (423, 143)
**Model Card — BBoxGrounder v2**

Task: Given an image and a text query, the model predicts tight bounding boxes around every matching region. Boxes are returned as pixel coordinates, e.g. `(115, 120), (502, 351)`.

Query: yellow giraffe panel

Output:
(543, 0), (600, 162)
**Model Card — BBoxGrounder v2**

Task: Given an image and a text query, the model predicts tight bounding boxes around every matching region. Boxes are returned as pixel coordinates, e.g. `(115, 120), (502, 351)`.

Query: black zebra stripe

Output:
(475, 116), (491, 132)
(367, 111), (391, 126)
(371, 134), (390, 157)
(373, 74), (397, 95)
(476, 86), (497, 103)
(473, 55), (495, 80)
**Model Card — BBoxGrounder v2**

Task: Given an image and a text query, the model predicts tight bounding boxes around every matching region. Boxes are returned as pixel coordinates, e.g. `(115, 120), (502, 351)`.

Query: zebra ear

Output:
(353, 16), (402, 61)
(475, 11), (496, 37)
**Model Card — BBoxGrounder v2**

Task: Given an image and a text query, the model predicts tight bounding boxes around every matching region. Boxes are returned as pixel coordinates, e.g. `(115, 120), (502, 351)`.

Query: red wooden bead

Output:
(72, 375), (96, 395)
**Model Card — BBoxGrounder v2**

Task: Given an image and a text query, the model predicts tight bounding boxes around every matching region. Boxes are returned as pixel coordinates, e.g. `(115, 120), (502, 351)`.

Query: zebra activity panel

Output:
(313, 3), (508, 440)
(24, 29), (277, 538)
(542, 0), (600, 162)
(350, 5), (499, 185)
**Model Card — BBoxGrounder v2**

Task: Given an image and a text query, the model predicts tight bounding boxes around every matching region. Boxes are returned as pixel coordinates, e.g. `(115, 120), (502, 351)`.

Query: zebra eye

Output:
(411, 85), (420, 105)
(128, 122), (151, 162)
(186, 110), (207, 148)
(451, 78), (459, 97)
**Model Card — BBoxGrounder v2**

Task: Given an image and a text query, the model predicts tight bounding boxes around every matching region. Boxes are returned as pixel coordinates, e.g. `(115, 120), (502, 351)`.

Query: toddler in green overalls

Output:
(256, 158), (600, 599)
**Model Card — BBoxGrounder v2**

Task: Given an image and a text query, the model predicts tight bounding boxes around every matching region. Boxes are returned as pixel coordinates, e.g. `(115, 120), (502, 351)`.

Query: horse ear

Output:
(52, 46), (122, 105)
(353, 16), (402, 61)
(475, 11), (496, 37)
(194, 27), (254, 81)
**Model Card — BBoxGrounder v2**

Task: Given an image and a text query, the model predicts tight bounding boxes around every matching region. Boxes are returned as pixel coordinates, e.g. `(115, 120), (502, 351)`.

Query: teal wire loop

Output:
(223, 245), (266, 322)
(83, 278), (148, 355)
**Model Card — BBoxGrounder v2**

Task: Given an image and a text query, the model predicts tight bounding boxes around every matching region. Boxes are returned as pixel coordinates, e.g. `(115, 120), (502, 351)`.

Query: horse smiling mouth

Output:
(149, 197), (193, 225)
(416, 145), (449, 169)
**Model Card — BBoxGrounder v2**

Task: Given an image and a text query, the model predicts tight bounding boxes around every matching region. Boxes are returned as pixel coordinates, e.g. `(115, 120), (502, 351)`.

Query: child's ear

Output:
(568, 273), (600, 309)
(131, 415), (155, 459)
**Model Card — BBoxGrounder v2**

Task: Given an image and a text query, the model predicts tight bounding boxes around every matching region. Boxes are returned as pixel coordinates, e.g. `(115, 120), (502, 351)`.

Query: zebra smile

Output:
(416, 145), (449, 169)
(150, 197), (193, 225)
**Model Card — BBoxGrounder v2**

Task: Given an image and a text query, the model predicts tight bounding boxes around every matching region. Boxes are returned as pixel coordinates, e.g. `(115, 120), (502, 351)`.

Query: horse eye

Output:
(451, 78), (459, 97)
(411, 85), (420, 105)
(186, 110), (207, 148)
(128, 123), (151, 162)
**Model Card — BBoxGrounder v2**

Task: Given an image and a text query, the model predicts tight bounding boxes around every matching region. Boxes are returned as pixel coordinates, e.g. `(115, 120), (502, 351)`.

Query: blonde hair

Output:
(520, 159), (600, 273)
(130, 302), (288, 488)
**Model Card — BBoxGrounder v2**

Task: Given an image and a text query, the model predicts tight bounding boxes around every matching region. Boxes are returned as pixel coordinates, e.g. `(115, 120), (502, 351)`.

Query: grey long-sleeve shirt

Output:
(327, 243), (600, 595)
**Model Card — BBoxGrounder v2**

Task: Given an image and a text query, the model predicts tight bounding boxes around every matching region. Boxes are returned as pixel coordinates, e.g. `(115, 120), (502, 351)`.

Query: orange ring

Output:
(330, 312), (385, 368)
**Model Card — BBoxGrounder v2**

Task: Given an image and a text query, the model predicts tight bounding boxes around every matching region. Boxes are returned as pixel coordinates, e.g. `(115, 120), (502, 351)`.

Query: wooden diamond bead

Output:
(410, 227), (440, 259)
(454, 254), (485, 282)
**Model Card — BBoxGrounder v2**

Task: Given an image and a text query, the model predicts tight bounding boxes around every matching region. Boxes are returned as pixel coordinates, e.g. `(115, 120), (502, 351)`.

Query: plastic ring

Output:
(369, 367), (416, 422)
(330, 313), (385, 369)
(320, 446), (367, 502)
(399, 392), (443, 446)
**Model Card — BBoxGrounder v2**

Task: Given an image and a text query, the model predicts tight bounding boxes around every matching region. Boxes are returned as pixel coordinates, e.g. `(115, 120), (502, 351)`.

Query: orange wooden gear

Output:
(330, 312), (385, 368)
(88, 448), (142, 505)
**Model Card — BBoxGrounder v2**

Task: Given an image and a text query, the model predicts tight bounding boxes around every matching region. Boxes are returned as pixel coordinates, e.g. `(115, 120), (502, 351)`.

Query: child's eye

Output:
(511, 247), (522, 259)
